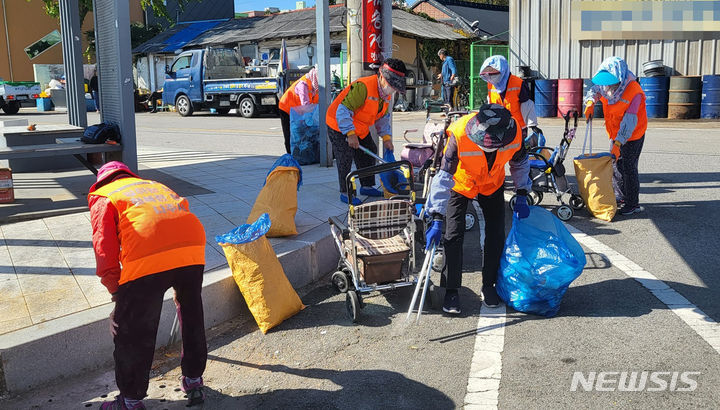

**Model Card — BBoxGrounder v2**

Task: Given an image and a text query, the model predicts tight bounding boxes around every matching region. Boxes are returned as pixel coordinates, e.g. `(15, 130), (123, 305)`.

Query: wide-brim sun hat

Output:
(379, 63), (406, 94)
(90, 161), (139, 191)
(592, 70), (620, 86)
(466, 104), (517, 149)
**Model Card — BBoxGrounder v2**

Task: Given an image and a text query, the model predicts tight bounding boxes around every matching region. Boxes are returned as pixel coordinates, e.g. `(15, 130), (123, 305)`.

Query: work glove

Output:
(584, 100), (594, 121)
(513, 195), (530, 219)
(425, 219), (443, 251)
(611, 141), (621, 160)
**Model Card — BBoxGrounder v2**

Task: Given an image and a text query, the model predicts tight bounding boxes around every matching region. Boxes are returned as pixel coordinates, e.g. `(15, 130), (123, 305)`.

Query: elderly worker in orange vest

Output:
(479, 55), (543, 144)
(584, 56), (647, 216)
(424, 104), (531, 314)
(278, 66), (320, 154)
(89, 162), (208, 409)
(326, 58), (407, 205)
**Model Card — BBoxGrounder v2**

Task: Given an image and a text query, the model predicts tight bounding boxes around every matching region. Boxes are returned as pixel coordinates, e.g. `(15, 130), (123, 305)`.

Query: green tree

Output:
(30, 0), (196, 26)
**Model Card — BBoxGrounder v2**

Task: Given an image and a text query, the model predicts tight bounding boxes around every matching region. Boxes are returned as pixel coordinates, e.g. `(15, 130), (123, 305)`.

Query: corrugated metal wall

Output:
(509, 0), (720, 79)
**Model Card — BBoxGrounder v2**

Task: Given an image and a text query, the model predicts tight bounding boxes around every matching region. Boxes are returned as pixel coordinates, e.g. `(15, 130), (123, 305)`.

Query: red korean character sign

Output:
(362, 0), (382, 70)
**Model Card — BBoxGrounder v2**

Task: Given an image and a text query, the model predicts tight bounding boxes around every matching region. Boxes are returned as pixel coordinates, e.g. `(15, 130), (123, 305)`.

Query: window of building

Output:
(25, 30), (62, 60)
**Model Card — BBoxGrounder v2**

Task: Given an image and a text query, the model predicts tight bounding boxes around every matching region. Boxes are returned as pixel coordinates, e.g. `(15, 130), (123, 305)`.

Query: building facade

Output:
(509, 0), (720, 79)
(0, 1), (144, 82)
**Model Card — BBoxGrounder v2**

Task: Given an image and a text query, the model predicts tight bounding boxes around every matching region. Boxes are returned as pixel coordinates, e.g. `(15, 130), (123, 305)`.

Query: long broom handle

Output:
(405, 244), (435, 322)
(416, 245), (436, 324)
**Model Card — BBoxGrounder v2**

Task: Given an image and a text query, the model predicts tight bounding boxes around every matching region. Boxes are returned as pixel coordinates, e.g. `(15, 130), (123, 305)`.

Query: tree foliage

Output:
(30, 0), (196, 25)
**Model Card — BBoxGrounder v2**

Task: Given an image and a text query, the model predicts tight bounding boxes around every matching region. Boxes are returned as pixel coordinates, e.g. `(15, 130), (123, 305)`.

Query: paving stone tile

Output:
(17, 273), (77, 294)
(0, 316), (33, 335)
(0, 297), (31, 322)
(24, 287), (90, 323)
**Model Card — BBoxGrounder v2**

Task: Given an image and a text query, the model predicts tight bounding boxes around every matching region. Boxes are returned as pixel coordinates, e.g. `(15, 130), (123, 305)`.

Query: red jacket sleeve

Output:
(88, 195), (122, 294)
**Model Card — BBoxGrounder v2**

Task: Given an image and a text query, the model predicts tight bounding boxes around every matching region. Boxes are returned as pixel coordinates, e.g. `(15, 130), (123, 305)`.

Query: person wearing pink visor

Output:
(89, 161), (208, 409)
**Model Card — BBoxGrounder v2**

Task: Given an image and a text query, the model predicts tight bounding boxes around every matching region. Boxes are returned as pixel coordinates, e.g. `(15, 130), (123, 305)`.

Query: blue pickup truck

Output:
(163, 48), (280, 117)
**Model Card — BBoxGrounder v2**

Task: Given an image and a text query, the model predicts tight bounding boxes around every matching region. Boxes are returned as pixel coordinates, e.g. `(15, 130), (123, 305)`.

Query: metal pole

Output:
(381, 0), (392, 152)
(59, 0), (88, 128)
(2, 0), (13, 81)
(316, 2), (332, 167)
(347, 0), (365, 82)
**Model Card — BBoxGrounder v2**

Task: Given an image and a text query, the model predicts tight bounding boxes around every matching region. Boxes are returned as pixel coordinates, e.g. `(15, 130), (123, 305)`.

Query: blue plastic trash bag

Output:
(496, 206), (586, 317)
(215, 213), (271, 244)
(289, 104), (320, 165)
(264, 153), (303, 190)
(379, 149), (411, 195)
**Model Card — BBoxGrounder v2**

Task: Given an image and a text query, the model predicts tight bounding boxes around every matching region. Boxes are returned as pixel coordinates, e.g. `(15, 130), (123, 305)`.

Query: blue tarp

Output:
(161, 21), (224, 53)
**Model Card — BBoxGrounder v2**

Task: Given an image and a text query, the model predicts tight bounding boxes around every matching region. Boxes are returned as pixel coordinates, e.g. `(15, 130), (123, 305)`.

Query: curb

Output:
(0, 223), (338, 394)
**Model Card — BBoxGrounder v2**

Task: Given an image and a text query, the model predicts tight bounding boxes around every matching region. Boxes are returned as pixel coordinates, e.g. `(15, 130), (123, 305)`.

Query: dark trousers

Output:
(327, 126), (377, 193)
(615, 135), (644, 208)
(280, 109), (291, 154)
(442, 187), (506, 289)
(113, 264), (207, 400)
(442, 84), (456, 109)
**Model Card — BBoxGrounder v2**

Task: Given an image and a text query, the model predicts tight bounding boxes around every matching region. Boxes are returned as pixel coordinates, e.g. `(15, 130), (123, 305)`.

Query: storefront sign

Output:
(362, 0), (382, 70)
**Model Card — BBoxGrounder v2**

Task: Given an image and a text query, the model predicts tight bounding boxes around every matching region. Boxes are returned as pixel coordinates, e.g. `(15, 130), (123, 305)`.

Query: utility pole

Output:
(346, 0), (369, 82)
(316, 1), (332, 167)
(59, 0), (88, 128)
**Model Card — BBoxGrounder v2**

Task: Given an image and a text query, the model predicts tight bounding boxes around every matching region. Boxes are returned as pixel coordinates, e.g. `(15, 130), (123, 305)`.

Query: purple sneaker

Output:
(99, 396), (145, 410)
(181, 376), (205, 406)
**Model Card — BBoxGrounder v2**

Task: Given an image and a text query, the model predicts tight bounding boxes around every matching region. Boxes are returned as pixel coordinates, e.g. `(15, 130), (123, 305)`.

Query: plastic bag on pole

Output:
(496, 206), (586, 317)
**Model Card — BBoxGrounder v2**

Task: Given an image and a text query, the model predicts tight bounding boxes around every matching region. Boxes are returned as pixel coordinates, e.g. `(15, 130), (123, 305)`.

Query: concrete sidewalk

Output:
(0, 147), (353, 393)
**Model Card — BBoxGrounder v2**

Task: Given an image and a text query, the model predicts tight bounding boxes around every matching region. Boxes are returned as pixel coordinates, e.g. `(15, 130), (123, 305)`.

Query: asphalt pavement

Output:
(1, 108), (719, 409)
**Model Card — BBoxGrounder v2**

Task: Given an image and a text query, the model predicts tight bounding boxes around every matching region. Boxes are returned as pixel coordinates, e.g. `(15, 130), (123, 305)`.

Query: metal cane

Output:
(405, 243), (436, 323)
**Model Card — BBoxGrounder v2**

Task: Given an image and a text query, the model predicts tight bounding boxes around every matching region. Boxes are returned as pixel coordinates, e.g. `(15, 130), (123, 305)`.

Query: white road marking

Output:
(464, 305), (506, 409)
(566, 224), (720, 355)
(464, 213), (720, 409)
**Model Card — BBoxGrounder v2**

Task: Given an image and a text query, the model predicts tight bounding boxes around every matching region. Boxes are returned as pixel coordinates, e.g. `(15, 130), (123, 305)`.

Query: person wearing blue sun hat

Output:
(583, 56), (647, 216)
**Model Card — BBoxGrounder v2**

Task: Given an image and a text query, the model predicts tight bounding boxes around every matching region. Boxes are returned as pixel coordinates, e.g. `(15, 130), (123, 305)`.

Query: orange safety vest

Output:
(278, 73), (318, 113)
(488, 74), (526, 129)
(600, 80), (647, 142)
(449, 113), (524, 198)
(88, 177), (206, 285)
(326, 75), (389, 139)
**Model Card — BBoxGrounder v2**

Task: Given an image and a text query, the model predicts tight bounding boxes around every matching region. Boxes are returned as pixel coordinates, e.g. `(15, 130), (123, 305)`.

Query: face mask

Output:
(482, 73), (501, 84)
(602, 84), (619, 98)
(479, 146), (498, 153)
(380, 83), (395, 98)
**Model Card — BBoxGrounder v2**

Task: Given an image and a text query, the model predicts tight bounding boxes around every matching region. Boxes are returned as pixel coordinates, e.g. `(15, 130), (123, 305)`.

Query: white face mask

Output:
(602, 84), (619, 98)
(380, 83), (395, 99)
(479, 146), (498, 152)
(482, 73), (501, 84)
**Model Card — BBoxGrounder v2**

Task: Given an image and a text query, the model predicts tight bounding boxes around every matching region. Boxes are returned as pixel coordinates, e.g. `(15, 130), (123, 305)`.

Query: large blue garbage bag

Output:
(496, 206), (586, 317)
(289, 104), (320, 165)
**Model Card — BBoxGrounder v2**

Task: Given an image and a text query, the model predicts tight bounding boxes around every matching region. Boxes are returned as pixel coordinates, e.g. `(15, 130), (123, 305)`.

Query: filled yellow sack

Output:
(247, 154), (303, 237)
(573, 153), (617, 221)
(217, 213), (304, 334)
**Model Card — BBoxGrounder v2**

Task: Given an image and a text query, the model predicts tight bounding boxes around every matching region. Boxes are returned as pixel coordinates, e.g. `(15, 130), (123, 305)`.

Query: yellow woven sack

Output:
(218, 214), (304, 334)
(573, 153), (617, 222)
(247, 155), (303, 237)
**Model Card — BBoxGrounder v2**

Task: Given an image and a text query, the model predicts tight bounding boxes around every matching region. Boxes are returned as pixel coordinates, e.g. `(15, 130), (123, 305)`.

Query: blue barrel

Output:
(701, 75), (720, 119)
(582, 79), (604, 118)
(639, 76), (669, 118)
(535, 79), (558, 117)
